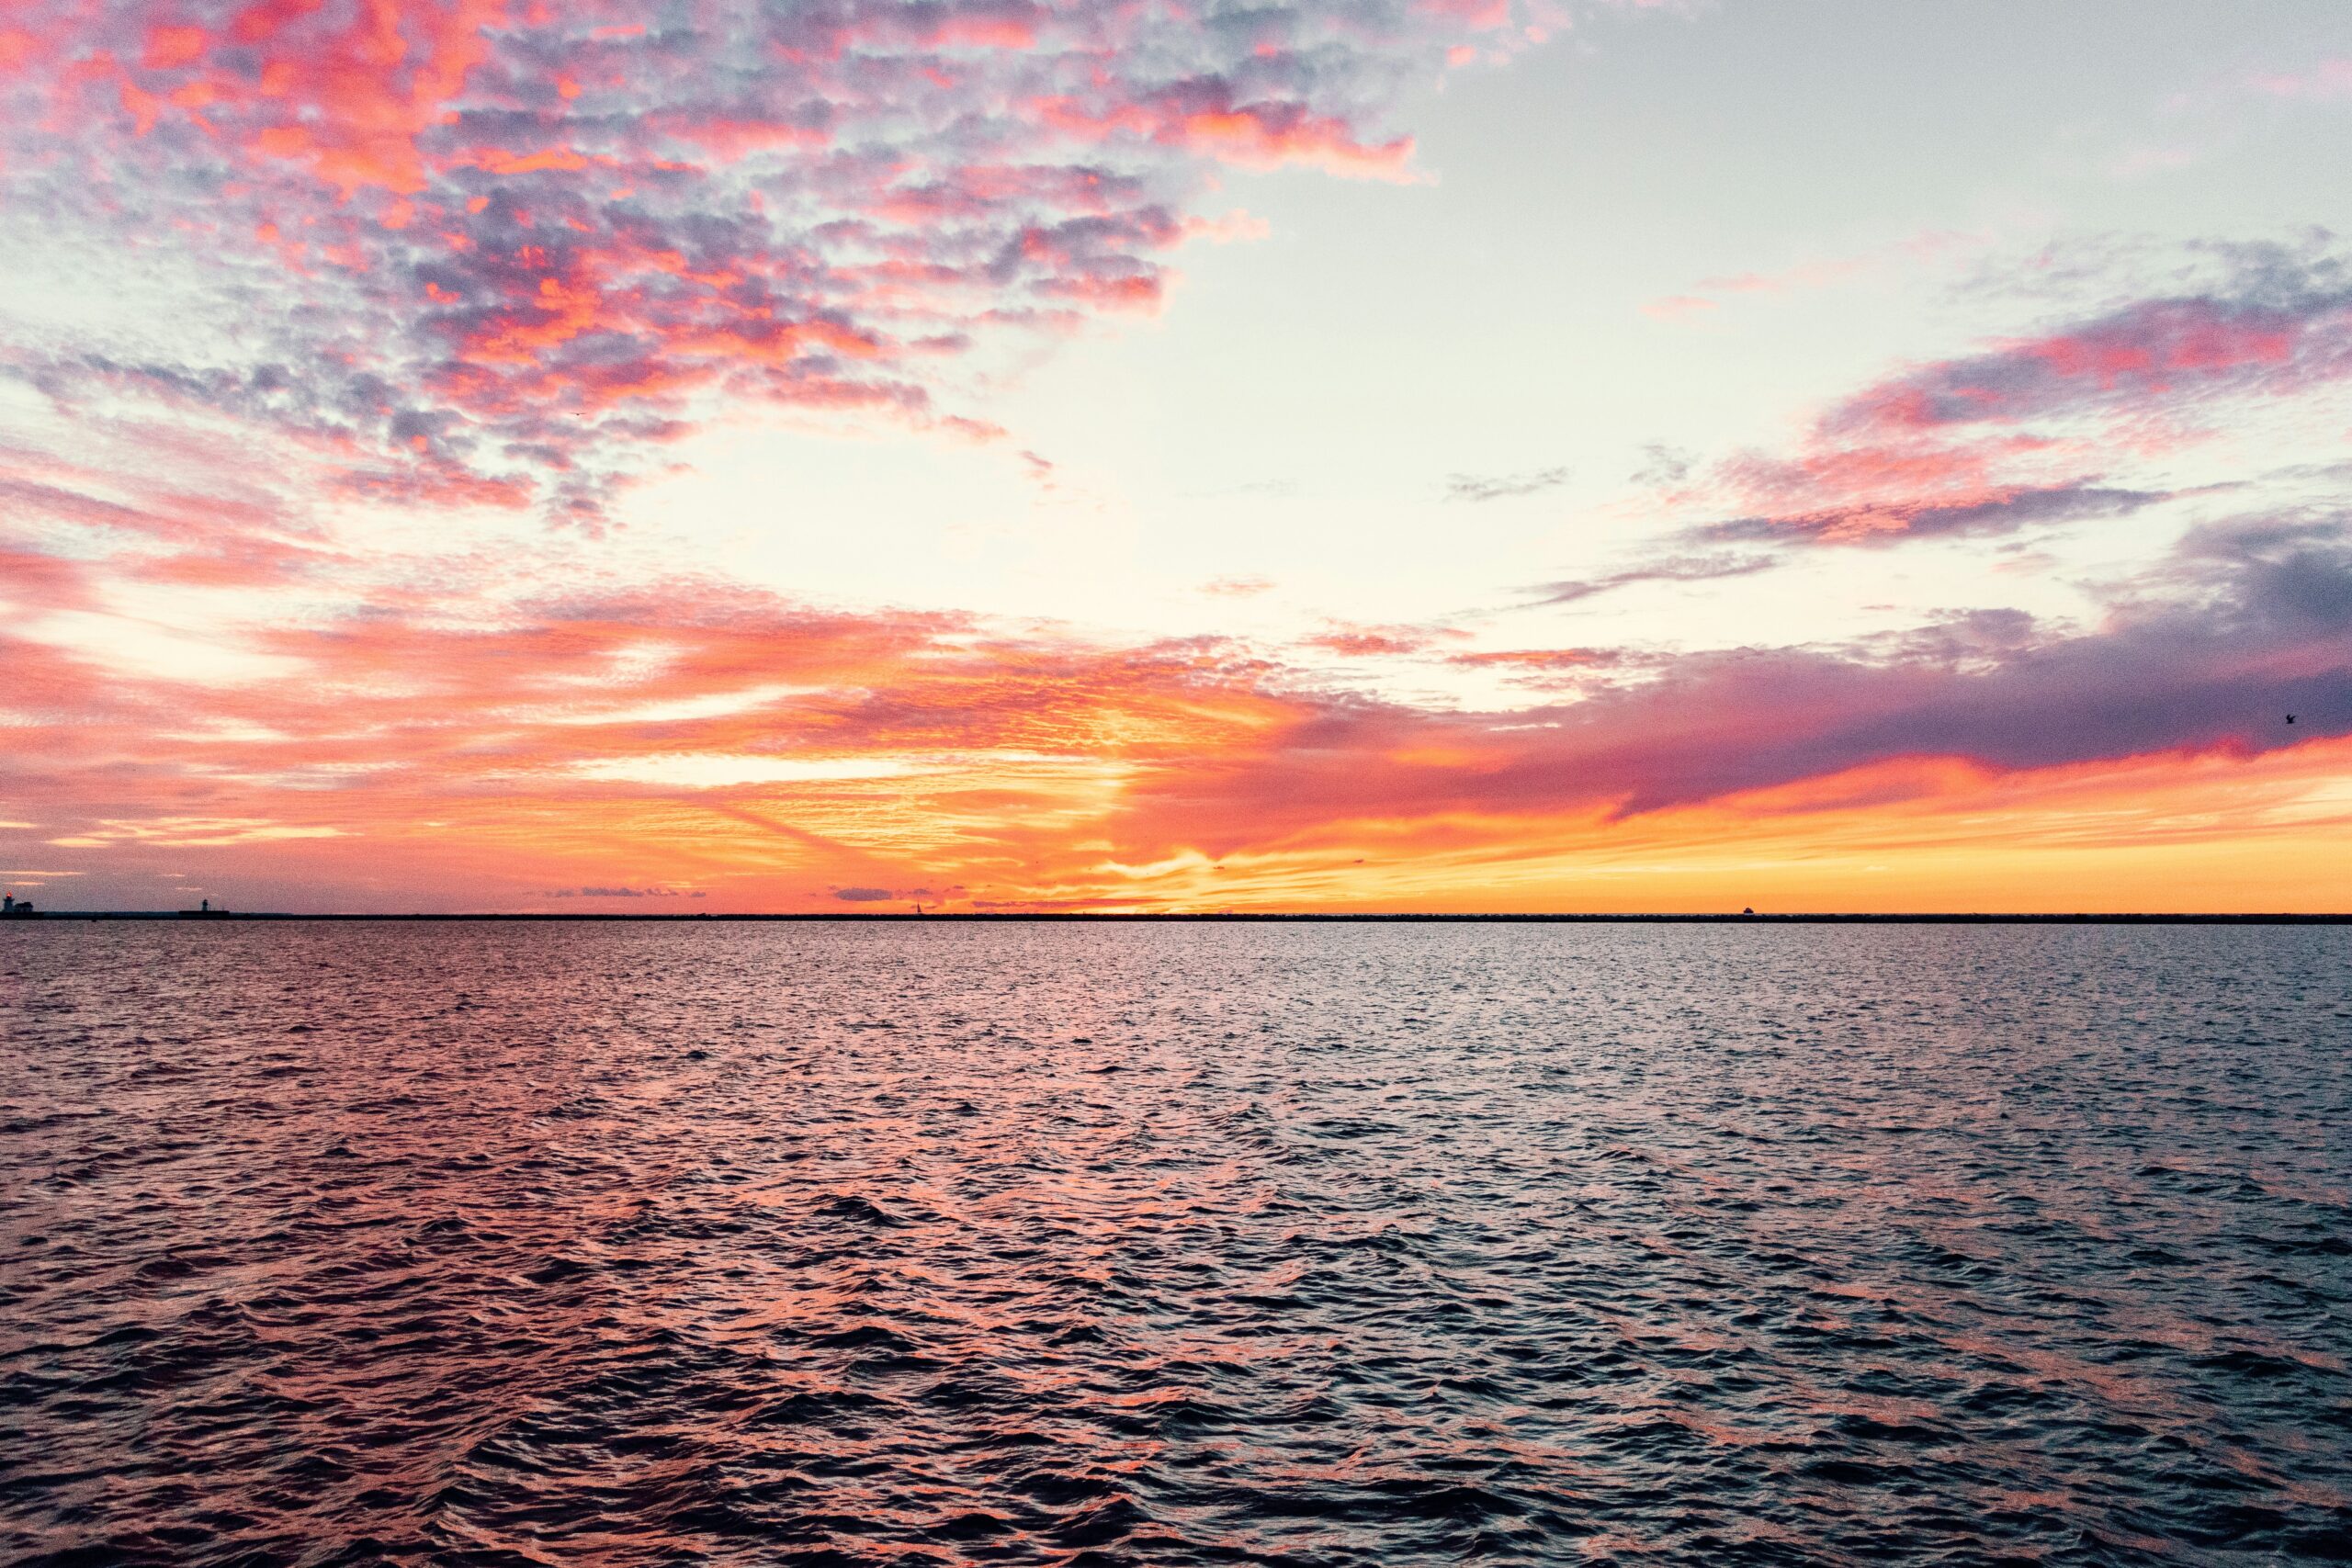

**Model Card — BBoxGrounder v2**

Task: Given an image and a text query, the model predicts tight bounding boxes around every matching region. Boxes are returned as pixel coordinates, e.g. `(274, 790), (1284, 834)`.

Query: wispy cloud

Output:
(2241, 58), (2352, 101)
(1643, 231), (1984, 322)
(1301, 622), (1467, 657)
(551, 885), (704, 898)
(1445, 466), (1572, 502)
(1697, 481), (2172, 548)
(1525, 554), (1777, 605)
(1629, 443), (1696, 486)
(1447, 648), (1616, 670)
(1201, 575), (1276, 598)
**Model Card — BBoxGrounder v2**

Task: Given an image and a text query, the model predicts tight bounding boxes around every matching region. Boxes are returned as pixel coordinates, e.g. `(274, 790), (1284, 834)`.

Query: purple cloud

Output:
(0, 0), (1559, 525)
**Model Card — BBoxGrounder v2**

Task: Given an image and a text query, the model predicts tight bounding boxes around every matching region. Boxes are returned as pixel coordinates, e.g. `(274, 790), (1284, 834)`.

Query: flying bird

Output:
(2286, 714), (2297, 724)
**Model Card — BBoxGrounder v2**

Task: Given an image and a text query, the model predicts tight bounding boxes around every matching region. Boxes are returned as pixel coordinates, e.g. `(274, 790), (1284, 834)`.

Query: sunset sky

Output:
(4, 0), (2350, 912)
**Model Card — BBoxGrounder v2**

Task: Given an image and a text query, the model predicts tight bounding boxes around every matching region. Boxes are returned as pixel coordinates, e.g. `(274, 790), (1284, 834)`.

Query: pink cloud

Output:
(1448, 648), (1613, 670)
(2244, 58), (2352, 100)
(1301, 622), (1460, 658)
(1634, 253), (2352, 553)
(0, 0), (1510, 525)
(1828, 288), (2348, 438)
(1641, 293), (1717, 322)
(1643, 231), (1988, 322)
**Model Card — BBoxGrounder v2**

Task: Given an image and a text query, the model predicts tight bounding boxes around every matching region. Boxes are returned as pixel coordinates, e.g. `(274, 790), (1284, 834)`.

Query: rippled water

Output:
(3, 922), (2348, 1565)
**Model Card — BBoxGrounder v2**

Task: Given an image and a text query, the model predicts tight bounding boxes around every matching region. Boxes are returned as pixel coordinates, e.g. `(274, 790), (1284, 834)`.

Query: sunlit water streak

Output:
(2, 922), (2347, 1565)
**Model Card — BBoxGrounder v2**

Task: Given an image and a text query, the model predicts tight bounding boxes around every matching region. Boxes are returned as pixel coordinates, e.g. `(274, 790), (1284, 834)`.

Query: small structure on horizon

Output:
(1, 894), (33, 917)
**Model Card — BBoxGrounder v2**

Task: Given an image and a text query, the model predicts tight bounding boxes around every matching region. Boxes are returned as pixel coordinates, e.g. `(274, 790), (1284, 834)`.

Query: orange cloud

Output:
(7, 472), (2348, 915)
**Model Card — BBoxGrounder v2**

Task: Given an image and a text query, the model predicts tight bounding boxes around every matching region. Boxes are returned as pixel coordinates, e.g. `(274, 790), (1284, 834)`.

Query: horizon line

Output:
(6, 911), (2349, 925)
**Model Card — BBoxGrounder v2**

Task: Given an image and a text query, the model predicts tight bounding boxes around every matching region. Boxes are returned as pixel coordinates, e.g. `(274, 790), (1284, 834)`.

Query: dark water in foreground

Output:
(2, 924), (2348, 1566)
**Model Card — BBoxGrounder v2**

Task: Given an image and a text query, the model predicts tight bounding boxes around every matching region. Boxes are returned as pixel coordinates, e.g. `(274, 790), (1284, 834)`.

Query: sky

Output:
(3, 0), (2350, 913)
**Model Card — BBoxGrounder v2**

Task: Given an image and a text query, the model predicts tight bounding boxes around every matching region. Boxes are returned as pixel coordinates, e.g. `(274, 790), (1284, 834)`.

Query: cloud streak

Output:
(1696, 481), (2172, 547)
(1828, 255), (2352, 438)
(1525, 553), (1776, 605)
(1445, 465), (1571, 502)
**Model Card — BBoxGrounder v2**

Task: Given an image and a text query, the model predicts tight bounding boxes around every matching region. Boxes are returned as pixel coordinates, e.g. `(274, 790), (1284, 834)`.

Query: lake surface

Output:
(3, 921), (2347, 1565)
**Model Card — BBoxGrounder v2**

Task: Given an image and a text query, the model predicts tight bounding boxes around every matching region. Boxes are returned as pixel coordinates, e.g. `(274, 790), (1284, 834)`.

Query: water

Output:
(2, 921), (2347, 1566)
